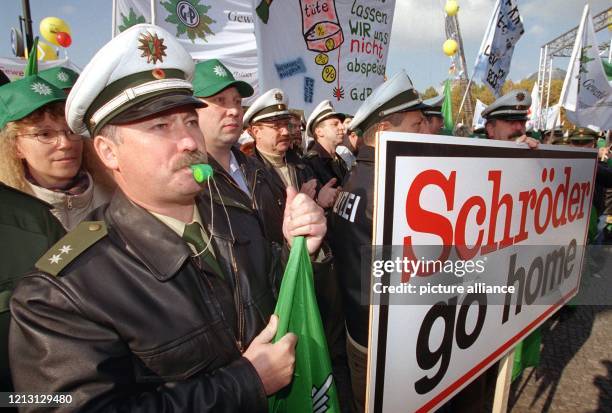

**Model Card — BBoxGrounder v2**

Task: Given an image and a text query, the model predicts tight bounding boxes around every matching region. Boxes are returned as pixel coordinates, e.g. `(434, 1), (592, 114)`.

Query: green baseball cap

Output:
(38, 66), (79, 90)
(193, 59), (254, 98)
(569, 127), (598, 142)
(0, 38), (67, 129)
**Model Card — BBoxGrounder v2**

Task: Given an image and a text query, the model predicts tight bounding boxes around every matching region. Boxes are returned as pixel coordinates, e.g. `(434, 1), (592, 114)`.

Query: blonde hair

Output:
(0, 102), (116, 194)
(0, 102), (66, 193)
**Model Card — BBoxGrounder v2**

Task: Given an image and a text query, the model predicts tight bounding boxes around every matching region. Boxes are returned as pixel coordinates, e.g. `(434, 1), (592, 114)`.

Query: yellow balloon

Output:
(445, 0), (459, 16)
(37, 42), (58, 61)
(40, 17), (71, 47)
(443, 39), (459, 56)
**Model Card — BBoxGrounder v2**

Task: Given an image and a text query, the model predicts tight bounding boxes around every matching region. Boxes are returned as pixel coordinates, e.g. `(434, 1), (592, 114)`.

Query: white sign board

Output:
(253, 0), (395, 116)
(367, 133), (597, 412)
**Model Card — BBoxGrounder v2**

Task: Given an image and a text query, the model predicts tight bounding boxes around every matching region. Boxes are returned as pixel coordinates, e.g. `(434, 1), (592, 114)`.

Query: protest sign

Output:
(366, 133), (597, 412)
(253, 0), (395, 116)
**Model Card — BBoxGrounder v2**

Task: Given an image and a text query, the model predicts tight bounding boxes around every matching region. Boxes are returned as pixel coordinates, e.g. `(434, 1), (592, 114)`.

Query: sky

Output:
(0, 0), (610, 92)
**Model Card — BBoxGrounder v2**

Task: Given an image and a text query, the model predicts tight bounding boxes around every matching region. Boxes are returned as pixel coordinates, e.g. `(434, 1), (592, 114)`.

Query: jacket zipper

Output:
(229, 246), (246, 352)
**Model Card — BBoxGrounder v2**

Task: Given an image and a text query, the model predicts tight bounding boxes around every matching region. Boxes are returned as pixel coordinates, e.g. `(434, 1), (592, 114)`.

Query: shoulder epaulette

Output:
(36, 221), (108, 276)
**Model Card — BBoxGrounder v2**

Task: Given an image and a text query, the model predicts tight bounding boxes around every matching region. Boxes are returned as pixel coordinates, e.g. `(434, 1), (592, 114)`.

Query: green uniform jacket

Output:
(0, 183), (65, 391)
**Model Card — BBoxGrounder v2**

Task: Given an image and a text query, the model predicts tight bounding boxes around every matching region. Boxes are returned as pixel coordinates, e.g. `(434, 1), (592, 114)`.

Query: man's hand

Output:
(316, 178), (340, 209)
(515, 135), (539, 149)
(598, 145), (610, 162)
(299, 178), (318, 199)
(283, 186), (326, 254)
(243, 315), (297, 395)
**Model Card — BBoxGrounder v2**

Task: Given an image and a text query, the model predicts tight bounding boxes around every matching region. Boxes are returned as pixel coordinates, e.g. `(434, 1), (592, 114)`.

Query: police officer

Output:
(304, 100), (348, 189)
(330, 70), (426, 412)
(483, 89), (539, 148)
(420, 95), (445, 135)
(9, 24), (326, 411)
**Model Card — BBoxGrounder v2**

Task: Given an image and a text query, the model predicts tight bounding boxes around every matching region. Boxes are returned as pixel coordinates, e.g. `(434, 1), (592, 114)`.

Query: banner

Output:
(253, 0), (395, 116)
(366, 133), (597, 412)
(0, 57), (79, 81)
(471, 99), (486, 130)
(559, 5), (612, 129)
(113, 0), (258, 99)
(473, 0), (524, 97)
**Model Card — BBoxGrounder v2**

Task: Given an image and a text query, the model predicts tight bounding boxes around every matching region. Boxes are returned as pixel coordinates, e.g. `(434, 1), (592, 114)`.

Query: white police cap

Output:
(243, 88), (291, 127)
(306, 99), (346, 137)
(349, 70), (424, 133)
(422, 95), (444, 117)
(482, 89), (531, 121)
(66, 24), (202, 138)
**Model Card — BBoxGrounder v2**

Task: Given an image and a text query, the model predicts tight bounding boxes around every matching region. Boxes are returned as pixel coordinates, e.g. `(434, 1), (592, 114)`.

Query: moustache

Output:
(172, 151), (208, 171)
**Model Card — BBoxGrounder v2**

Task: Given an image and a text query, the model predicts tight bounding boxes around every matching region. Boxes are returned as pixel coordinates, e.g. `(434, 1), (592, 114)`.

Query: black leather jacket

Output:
(303, 141), (348, 185)
(9, 189), (282, 412)
(208, 147), (288, 248)
(330, 145), (375, 347)
(253, 147), (318, 245)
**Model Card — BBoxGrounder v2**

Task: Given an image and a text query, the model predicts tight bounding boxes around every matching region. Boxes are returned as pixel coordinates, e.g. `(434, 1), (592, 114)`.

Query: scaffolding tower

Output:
(535, 7), (611, 130)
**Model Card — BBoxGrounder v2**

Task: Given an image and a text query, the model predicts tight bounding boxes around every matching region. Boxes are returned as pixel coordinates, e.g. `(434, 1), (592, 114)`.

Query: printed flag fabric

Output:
(269, 236), (340, 413)
(253, 0), (396, 117)
(113, 0), (258, 99)
(473, 0), (524, 97)
(559, 4), (612, 129)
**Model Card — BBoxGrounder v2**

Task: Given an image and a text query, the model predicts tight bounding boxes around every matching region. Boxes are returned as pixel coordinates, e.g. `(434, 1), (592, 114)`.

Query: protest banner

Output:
(366, 133), (597, 412)
(0, 57), (79, 81)
(113, 0), (258, 98)
(253, 0), (395, 116)
(473, 0), (524, 97)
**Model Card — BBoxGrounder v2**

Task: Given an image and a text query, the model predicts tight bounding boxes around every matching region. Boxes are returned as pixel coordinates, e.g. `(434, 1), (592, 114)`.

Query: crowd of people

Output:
(0, 23), (610, 412)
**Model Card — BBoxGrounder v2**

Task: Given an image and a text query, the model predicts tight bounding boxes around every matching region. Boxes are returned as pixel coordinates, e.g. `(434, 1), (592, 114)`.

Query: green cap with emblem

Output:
(66, 24), (205, 138)
(38, 66), (79, 90)
(36, 221), (107, 276)
(193, 59), (254, 98)
(0, 38), (66, 129)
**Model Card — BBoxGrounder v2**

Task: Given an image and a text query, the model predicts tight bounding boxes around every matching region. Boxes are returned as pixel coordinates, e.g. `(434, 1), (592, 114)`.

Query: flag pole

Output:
(456, 68), (475, 127)
(150, 0), (157, 24)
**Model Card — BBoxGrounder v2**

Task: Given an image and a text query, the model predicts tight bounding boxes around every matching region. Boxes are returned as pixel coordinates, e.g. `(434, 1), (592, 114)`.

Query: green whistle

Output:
(190, 164), (214, 183)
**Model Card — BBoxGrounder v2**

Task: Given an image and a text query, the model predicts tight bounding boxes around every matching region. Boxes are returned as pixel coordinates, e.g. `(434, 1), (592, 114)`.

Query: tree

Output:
(421, 86), (439, 100)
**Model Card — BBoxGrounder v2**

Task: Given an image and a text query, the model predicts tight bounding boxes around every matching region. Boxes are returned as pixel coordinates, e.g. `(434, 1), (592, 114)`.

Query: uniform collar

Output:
(107, 191), (193, 281)
(356, 145), (375, 163)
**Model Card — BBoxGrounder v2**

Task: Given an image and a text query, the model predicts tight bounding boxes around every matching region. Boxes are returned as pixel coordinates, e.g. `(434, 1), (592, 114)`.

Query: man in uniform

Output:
(483, 89), (538, 148)
(9, 24), (326, 412)
(420, 95), (445, 135)
(303, 100), (348, 190)
(245, 89), (337, 221)
(330, 70), (427, 411)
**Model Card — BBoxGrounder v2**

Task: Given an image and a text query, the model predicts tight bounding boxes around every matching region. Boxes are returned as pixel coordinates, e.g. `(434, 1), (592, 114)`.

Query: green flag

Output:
(442, 79), (453, 133)
(269, 237), (340, 413)
(25, 38), (40, 77)
(511, 329), (541, 381)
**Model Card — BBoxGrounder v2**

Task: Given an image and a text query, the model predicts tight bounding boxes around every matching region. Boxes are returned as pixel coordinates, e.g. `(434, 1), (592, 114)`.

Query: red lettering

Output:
(455, 195), (486, 260)
(403, 170), (455, 282)
(567, 183), (581, 222)
(482, 171), (514, 254)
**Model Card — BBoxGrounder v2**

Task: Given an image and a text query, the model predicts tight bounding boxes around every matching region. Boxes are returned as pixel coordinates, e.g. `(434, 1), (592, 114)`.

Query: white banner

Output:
(473, 0), (524, 97)
(113, 0), (258, 99)
(367, 133), (596, 412)
(0, 57), (80, 81)
(559, 5), (612, 129)
(253, 0), (395, 116)
(471, 99), (486, 130)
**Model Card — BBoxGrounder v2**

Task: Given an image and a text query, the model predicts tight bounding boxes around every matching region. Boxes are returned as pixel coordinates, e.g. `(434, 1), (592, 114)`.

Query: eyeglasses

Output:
(256, 121), (296, 132)
(17, 128), (82, 145)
